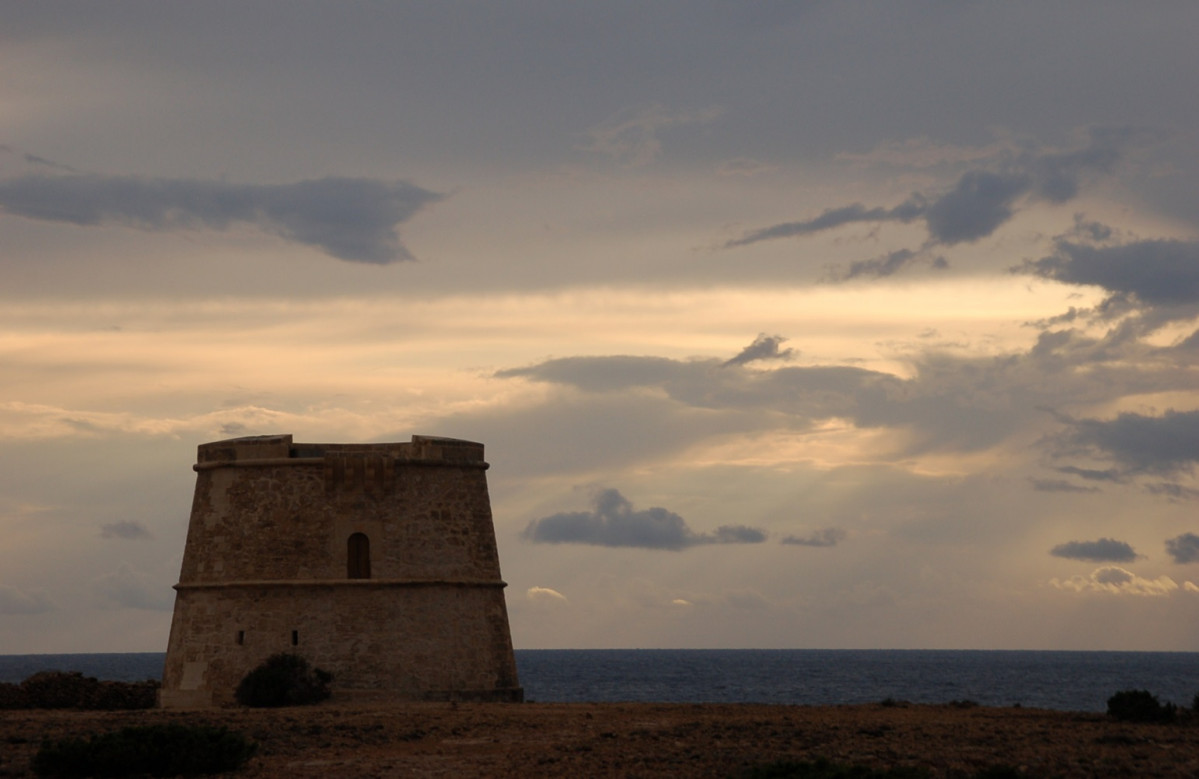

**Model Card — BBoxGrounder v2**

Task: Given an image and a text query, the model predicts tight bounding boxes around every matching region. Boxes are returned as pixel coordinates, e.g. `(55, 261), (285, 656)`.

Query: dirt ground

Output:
(5, 700), (1199, 778)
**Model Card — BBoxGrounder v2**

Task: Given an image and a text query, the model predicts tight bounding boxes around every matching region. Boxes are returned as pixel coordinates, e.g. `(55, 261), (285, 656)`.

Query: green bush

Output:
(1106, 689), (1176, 723)
(234, 653), (332, 707)
(32, 723), (255, 777)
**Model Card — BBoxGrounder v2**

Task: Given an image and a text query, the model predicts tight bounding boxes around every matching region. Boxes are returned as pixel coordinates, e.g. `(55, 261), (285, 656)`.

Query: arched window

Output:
(347, 532), (371, 579)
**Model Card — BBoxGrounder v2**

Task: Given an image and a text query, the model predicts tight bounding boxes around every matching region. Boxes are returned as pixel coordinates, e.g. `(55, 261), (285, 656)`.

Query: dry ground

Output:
(5, 701), (1199, 778)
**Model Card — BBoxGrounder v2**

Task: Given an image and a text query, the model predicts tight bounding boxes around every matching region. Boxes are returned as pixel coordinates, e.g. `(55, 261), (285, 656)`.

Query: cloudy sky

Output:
(3, 2), (1199, 653)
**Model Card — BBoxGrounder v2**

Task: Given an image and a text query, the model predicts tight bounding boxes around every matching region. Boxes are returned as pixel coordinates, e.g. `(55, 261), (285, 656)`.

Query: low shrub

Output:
(234, 653), (332, 707)
(0, 681), (30, 709)
(19, 671), (95, 709)
(32, 723), (256, 778)
(1106, 689), (1176, 723)
(0, 672), (158, 710)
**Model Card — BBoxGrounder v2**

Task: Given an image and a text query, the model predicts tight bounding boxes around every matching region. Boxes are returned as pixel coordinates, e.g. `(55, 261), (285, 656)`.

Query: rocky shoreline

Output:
(5, 700), (1199, 777)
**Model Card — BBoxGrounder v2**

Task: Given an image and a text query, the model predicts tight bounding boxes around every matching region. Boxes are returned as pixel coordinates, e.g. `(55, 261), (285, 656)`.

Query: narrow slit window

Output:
(236, 630), (244, 646)
(291, 630), (299, 646)
(347, 532), (371, 579)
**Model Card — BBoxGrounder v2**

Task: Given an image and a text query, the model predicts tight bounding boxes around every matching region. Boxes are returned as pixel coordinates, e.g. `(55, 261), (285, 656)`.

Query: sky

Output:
(2, 2), (1199, 653)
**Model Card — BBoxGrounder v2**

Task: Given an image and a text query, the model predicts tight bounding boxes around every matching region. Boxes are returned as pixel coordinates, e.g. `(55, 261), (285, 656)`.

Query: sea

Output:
(2, 649), (1197, 713)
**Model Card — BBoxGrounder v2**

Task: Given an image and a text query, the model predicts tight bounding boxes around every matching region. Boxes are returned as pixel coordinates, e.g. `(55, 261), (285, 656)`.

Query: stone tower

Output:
(159, 434), (522, 707)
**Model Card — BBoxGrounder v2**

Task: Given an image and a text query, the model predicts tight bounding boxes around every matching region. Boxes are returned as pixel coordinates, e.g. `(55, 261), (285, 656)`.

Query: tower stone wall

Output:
(159, 434), (522, 708)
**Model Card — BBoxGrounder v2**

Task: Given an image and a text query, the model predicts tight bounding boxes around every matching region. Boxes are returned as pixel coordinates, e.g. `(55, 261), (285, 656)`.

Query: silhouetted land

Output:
(5, 700), (1199, 777)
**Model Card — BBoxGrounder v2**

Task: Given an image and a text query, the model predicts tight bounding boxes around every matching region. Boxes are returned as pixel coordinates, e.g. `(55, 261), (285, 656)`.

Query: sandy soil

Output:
(5, 700), (1199, 778)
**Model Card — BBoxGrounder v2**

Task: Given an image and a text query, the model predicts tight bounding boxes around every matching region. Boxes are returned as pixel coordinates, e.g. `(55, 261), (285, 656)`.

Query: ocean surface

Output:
(2, 649), (1197, 713)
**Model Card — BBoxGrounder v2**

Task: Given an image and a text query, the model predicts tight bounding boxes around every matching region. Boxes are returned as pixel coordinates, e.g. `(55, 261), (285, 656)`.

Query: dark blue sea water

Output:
(2, 649), (1196, 713)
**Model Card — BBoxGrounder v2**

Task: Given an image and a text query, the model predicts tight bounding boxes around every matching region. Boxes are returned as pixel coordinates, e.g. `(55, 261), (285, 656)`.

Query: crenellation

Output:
(160, 434), (522, 708)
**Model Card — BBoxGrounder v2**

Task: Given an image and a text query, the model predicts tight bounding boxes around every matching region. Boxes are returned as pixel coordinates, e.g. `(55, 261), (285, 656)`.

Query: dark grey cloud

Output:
(1144, 482), (1199, 501)
(1020, 238), (1199, 308)
(1029, 478), (1100, 494)
(522, 488), (767, 550)
(99, 520), (153, 540)
(497, 355), (689, 392)
(710, 525), (768, 544)
(0, 173), (442, 263)
(1026, 128), (1127, 202)
(722, 333), (794, 367)
(781, 528), (847, 547)
(498, 336), (1028, 454)
(219, 422), (250, 437)
(502, 352), (901, 423)
(1178, 328), (1199, 351)
(724, 203), (916, 248)
(922, 170), (1031, 244)
(1055, 466), (1125, 483)
(1067, 410), (1199, 475)
(725, 131), (1129, 264)
(838, 248), (948, 281)
(1166, 533), (1199, 564)
(1050, 538), (1138, 562)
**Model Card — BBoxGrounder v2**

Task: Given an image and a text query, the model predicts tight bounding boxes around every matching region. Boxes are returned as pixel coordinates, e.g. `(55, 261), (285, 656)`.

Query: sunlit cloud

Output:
(526, 586), (569, 604)
(1050, 566), (1187, 597)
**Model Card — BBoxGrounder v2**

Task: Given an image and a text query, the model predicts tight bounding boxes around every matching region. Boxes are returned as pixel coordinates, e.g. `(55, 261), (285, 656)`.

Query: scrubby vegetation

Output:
(740, 758), (1032, 778)
(1106, 689), (1178, 723)
(0, 671), (158, 710)
(741, 758), (930, 778)
(32, 723), (256, 778)
(234, 652), (332, 707)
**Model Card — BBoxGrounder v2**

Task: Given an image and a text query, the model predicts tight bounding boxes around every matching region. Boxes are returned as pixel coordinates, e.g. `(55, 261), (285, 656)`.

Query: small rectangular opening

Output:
(291, 630), (299, 646)
(236, 630), (245, 646)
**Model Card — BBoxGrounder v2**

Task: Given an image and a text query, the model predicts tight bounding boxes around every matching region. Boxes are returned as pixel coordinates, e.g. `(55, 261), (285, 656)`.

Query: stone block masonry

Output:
(159, 434), (522, 708)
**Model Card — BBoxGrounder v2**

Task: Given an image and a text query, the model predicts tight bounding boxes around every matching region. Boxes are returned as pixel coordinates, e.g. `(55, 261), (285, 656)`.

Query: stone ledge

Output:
(173, 578), (509, 590)
(193, 457), (489, 471)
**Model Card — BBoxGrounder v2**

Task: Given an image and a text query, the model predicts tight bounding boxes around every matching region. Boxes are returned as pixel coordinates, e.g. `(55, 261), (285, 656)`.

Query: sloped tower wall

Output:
(160, 434), (522, 708)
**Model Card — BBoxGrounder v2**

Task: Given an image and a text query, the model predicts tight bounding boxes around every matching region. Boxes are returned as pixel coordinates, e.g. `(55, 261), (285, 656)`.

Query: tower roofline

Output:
(194, 433), (487, 471)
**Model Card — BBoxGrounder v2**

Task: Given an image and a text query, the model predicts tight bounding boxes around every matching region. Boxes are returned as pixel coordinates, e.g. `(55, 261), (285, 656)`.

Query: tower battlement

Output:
(159, 434), (522, 708)
(195, 434), (487, 468)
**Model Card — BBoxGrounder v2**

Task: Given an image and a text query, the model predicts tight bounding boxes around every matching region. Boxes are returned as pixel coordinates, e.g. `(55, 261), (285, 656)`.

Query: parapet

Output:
(195, 434), (487, 470)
